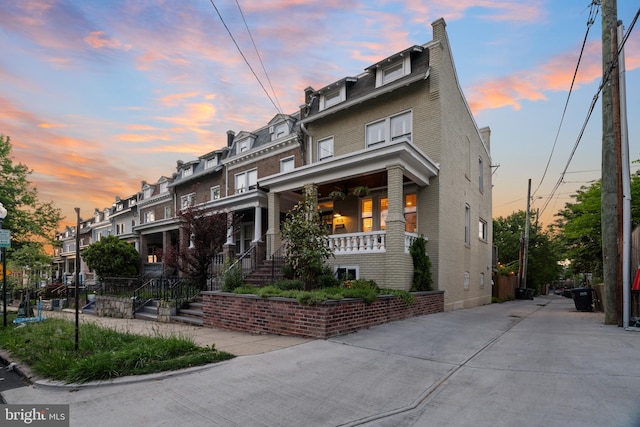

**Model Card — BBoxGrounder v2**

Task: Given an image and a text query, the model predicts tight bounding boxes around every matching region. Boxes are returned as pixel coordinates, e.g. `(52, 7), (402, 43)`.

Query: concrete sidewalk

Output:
(3, 296), (640, 427)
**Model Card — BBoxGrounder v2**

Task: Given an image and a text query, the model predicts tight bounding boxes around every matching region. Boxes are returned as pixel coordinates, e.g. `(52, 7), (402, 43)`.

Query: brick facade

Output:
(201, 291), (444, 339)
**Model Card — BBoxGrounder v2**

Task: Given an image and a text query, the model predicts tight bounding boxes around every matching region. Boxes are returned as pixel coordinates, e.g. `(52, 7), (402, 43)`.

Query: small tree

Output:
(81, 235), (139, 280)
(281, 185), (333, 290)
(410, 236), (433, 291)
(164, 206), (234, 290)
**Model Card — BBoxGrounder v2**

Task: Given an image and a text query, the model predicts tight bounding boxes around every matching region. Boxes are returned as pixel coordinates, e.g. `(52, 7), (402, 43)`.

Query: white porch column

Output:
(253, 206), (262, 242)
(267, 191), (281, 257)
(226, 212), (234, 245)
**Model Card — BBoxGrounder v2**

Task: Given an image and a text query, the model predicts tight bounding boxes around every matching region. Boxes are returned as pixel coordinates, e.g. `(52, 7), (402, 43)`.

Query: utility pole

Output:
(522, 179), (531, 290)
(601, 0), (619, 325)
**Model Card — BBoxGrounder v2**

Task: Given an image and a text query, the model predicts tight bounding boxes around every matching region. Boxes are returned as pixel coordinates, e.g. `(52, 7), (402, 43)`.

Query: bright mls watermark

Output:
(1, 405), (69, 426)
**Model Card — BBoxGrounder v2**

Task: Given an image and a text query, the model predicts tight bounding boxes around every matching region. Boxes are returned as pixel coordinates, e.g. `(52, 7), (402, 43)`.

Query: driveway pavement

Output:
(2, 295), (639, 427)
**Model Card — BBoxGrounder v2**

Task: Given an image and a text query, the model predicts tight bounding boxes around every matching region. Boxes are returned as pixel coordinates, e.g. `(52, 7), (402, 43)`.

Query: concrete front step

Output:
(171, 315), (203, 326)
(135, 311), (159, 322)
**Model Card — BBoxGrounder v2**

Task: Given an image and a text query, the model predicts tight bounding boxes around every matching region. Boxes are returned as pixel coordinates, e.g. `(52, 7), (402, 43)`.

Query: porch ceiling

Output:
(259, 139), (440, 193)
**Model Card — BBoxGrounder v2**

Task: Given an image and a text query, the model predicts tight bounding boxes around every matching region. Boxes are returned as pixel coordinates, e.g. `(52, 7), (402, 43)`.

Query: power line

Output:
(532, 1), (600, 198)
(235, 0), (283, 115)
(537, 7), (639, 219)
(207, 0), (282, 115)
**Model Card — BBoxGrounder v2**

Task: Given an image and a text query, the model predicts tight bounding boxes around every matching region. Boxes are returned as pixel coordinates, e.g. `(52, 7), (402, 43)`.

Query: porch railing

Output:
(328, 231), (386, 254)
(404, 232), (421, 253)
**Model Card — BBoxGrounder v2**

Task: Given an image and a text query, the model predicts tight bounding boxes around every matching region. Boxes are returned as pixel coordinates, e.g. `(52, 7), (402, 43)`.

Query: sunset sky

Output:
(1, 1), (639, 229)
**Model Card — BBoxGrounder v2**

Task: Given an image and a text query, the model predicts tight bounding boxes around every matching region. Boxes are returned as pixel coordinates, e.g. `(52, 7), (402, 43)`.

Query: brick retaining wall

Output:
(202, 291), (444, 339)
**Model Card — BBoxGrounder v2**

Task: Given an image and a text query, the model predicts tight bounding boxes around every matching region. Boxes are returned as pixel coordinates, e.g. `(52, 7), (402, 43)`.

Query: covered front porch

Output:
(260, 139), (439, 289)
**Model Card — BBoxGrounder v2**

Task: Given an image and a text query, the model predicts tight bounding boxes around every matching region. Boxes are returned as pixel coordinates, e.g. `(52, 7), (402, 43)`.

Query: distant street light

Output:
(0, 202), (8, 327)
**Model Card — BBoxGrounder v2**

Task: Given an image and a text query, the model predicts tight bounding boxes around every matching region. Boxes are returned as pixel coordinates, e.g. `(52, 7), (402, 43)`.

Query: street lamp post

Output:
(0, 202), (8, 327)
(74, 208), (80, 352)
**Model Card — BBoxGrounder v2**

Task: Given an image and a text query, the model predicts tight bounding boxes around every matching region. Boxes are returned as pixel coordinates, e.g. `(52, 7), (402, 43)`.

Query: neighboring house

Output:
(261, 18), (492, 309)
(53, 216), (94, 285)
(111, 194), (139, 249)
(136, 176), (176, 275)
(55, 18), (492, 310)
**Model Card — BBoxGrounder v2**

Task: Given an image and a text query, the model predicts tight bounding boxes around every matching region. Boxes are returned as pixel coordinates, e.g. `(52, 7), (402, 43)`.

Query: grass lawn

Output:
(0, 313), (234, 384)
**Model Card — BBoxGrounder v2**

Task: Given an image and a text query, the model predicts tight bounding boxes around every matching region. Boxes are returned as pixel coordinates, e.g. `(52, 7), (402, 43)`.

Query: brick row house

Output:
(53, 18), (493, 310)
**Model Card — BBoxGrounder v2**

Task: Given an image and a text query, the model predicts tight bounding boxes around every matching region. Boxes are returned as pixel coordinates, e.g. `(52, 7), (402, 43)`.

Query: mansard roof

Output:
(301, 45), (430, 122)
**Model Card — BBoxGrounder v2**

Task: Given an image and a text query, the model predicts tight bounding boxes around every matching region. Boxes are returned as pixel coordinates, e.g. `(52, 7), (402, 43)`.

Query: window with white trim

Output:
(143, 187), (152, 199)
(271, 123), (288, 140)
(182, 167), (192, 177)
(464, 204), (471, 245)
(479, 218), (487, 242)
(318, 137), (334, 160)
(164, 206), (171, 219)
(391, 112), (412, 141)
(160, 181), (168, 193)
(320, 87), (345, 110)
(375, 56), (412, 87)
(366, 120), (386, 146)
(280, 156), (294, 173)
(181, 193), (195, 209)
(366, 111), (412, 147)
(206, 157), (218, 169)
(464, 271), (470, 290)
(235, 169), (257, 193)
(144, 211), (155, 224)
(405, 193), (417, 233)
(211, 185), (220, 201)
(361, 198), (373, 232)
(236, 139), (249, 154)
(335, 266), (359, 281)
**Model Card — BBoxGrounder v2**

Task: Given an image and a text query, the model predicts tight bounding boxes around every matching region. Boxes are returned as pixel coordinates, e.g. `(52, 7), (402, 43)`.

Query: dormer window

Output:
(237, 140), (249, 154)
(159, 182), (168, 193)
(375, 55), (412, 87)
(320, 86), (345, 111)
(182, 167), (193, 177)
(205, 157), (218, 169)
(143, 187), (152, 199)
(116, 203), (123, 211)
(270, 123), (288, 141)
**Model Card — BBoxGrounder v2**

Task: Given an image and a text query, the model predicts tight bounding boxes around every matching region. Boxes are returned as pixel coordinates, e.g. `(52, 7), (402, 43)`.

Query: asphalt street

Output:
(2, 295), (639, 427)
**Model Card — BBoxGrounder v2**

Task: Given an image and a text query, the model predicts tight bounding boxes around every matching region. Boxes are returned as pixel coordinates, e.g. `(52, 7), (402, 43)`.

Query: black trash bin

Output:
(515, 287), (527, 300)
(572, 288), (594, 311)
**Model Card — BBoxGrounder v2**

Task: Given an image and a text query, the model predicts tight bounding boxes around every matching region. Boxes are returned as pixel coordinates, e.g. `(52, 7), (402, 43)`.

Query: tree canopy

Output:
(164, 206), (233, 289)
(552, 173), (640, 283)
(81, 235), (139, 280)
(493, 210), (562, 293)
(0, 135), (63, 250)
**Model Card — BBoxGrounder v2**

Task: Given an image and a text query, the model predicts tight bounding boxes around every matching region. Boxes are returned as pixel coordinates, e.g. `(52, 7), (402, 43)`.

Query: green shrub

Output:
(380, 289), (415, 305)
(410, 236), (433, 291)
(232, 285), (258, 295)
(256, 286), (283, 298)
(345, 279), (379, 291)
(221, 262), (243, 292)
(317, 266), (341, 289)
(271, 279), (304, 291)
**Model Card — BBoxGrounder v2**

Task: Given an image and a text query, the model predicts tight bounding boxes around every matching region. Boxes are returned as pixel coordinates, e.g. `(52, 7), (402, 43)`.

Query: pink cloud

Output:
(84, 31), (131, 50)
(464, 37), (640, 113)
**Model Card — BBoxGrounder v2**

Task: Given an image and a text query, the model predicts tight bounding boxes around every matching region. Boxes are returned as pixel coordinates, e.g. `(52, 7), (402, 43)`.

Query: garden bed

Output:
(201, 290), (444, 339)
